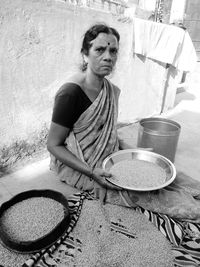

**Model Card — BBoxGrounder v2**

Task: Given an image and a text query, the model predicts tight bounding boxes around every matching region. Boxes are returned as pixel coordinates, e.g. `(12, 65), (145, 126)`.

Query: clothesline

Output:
(133, 17), (197, 72)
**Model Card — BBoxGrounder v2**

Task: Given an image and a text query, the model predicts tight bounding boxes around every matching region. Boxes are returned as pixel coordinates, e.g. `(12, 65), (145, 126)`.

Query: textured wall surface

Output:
(0, 0), (128, 147)
(0, 0), (170, 148)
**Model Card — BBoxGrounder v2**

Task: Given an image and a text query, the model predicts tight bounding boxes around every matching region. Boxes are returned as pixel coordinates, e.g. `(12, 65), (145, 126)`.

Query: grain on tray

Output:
(0, 197), (65, 242)
(109, 159), (166, 188)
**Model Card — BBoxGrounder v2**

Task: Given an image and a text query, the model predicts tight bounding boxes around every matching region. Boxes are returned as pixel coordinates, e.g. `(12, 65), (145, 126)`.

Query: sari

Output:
(50, 78), (200, 223)
(50, 78), (121, 199)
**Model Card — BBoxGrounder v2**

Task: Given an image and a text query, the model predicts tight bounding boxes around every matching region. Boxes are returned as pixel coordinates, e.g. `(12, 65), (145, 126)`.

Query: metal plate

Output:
(102, 149), (176, 191)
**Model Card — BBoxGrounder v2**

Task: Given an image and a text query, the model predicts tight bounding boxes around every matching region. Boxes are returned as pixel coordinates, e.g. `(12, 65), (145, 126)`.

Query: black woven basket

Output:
(0, 189), (70, 253)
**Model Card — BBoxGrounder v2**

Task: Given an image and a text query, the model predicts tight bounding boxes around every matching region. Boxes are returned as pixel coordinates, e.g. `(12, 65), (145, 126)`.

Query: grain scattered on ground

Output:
(71, 200), (175, 267)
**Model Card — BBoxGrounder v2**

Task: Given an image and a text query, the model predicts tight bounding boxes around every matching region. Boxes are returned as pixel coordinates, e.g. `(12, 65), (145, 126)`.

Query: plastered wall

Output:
(0, 0), (170, 148)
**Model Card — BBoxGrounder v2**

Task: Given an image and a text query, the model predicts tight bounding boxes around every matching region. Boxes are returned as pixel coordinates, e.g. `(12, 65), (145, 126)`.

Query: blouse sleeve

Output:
(51, 84), (80, 129)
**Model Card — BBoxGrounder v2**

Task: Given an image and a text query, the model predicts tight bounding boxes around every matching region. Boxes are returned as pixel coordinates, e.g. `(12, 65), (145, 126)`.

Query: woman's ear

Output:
(81, 54), (88, 71)
(83, 54), (88, 64)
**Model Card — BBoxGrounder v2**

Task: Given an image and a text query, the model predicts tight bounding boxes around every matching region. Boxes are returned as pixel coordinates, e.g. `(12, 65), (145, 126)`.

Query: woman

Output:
(47, 24), (123, 203)
(48, 23), (200, 222)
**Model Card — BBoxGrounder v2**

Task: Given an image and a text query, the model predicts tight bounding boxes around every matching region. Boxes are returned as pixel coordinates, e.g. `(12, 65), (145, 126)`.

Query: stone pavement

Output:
(0, 63), (200, 205)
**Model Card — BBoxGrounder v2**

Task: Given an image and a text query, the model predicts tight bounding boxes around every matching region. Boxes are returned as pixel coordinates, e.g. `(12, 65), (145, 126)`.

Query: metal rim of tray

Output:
(102, 149), (176, 192)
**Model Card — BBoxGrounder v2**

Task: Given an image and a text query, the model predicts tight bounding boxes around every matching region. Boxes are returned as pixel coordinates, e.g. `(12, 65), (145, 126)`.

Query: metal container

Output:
(137, 117), (181, 163)
(102, 149), (176, 191)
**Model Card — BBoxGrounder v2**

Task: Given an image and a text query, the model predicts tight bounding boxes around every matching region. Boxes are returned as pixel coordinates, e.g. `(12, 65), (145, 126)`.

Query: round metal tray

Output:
(0, 189), (70, 253)
(102, 149), (176, 191)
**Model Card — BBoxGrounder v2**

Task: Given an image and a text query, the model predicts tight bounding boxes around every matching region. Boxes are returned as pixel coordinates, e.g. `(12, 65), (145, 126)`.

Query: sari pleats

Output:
(50, 78), (119, 195)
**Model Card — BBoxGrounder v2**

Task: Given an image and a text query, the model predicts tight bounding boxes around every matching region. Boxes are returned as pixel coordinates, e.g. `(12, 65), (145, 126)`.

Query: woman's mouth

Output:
(102, 65), (112, 69)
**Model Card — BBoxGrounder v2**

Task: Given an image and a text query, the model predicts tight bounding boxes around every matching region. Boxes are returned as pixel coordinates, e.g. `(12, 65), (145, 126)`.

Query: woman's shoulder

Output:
(56, 72), (85, 97)
(67, 72), (85, 87)
(113, 84), (121, 95)
(107, 79), (121, 96)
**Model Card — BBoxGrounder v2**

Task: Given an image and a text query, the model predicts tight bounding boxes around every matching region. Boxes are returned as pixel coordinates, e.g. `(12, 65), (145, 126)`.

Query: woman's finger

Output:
(99, 188), (107, 204)
(105, 178), (122, 190)
(102, 171), (112, 178)
(95, 187), (107, 204)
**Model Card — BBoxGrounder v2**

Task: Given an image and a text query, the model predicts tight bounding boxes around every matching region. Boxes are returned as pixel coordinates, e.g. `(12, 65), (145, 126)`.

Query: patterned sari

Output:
(50, 78), (200, 223)
(50, 78), (121, 198)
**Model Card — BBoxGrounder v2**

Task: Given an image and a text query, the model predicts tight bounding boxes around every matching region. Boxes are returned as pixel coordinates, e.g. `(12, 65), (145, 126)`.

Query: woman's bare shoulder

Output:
(108, 80), (121, 95)
(67, 72), (85, 86)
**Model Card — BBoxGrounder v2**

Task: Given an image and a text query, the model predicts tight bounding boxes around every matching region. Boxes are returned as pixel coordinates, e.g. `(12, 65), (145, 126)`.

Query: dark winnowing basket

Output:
(0, 189), (71, 253)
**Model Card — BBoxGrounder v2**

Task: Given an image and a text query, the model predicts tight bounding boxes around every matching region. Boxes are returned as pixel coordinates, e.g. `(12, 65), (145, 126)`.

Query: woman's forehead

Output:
(90, 33), (119, 47)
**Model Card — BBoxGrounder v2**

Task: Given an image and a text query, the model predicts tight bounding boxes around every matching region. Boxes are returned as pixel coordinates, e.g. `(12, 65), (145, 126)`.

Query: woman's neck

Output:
(84, 70), (104, 93)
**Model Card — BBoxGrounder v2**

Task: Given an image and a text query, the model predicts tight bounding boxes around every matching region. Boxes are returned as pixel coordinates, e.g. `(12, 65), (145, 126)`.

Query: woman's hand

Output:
(92, 167), (121, 191)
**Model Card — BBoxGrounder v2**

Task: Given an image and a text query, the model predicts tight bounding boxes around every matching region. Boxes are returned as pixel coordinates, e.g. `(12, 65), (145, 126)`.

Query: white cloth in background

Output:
(133, 18), (197, 72)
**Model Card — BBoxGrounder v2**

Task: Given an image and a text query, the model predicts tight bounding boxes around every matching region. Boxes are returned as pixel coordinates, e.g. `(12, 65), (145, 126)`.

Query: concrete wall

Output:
(0, 0), (172, 149)
(0, 0), (132, 147)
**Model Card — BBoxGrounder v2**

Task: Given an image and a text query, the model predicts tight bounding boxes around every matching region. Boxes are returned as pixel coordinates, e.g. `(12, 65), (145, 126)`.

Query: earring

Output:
(83, 59), (88, 68)
(83, 59), (88, 66)
(82, 59), (88, 71)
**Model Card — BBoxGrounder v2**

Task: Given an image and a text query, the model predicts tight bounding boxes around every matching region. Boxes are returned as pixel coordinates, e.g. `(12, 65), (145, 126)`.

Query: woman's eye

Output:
(95, 47), (118, 55)
(96, 47), (104, 53)
(110, 48), (118, 55)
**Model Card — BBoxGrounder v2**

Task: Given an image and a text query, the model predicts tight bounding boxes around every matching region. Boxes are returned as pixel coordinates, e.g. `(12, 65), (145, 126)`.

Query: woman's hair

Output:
(80, 23), (120, 71)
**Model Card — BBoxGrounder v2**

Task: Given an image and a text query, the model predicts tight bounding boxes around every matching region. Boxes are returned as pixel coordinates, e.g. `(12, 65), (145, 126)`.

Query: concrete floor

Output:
(0, 63), (200, 206)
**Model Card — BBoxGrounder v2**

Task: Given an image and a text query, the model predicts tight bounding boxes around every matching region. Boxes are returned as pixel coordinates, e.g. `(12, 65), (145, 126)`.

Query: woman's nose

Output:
(103, 50), (112, 61)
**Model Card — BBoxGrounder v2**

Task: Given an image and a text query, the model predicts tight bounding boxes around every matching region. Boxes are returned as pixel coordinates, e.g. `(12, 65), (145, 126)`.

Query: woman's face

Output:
(85, 33), (119, 77)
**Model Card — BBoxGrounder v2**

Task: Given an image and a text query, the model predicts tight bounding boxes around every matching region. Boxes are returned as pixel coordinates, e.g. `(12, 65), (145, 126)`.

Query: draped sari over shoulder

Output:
(50, 79), (200, 223)
(50, 78), (120, 195)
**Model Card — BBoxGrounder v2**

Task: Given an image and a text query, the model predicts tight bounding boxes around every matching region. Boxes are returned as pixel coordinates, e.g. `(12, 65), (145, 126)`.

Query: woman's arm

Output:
(47, 122), (120, 190)
(47, 122), (93, 177)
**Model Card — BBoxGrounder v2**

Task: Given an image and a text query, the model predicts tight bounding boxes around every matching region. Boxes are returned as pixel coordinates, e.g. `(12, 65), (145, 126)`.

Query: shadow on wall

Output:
(0, 124), (49, 176)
